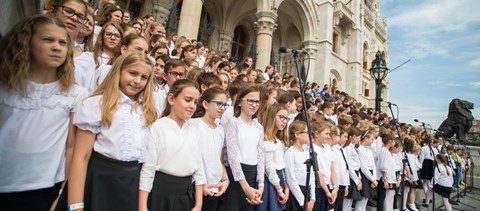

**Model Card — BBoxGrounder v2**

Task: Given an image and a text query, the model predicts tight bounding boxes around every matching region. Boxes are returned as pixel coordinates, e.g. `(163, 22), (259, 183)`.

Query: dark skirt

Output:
(434, 184), (452, 198)
(420, 159), (434, 180)
(313, 187), (328, 211)
(202, 195), (222, 211)
(84, 151), (142, 211)
(359, 170), (377, 199)
(346, 170), (362, 201)
(257, 169), (286, 211)
(333, 186), (346, 211)
(286, 185), (307, 211)
(148, 171), (194, 211)
(221, 164), (257, 211)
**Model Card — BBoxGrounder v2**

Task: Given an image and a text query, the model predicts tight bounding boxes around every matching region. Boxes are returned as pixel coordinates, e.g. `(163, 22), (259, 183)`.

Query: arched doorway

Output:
(231, 26), (248, 60)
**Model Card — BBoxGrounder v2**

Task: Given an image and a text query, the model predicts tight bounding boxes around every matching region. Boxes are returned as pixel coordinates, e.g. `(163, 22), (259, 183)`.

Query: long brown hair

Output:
(92, 52), (157, 127)
(262, 104), (289, 147)
(0, 15), (75, 95)
(233, 85), (261, 118)
(162, 79), (199, 117)
(288, 120), (307, 147)
(436, 154), (450, 176)
(93, 22), (123, 68)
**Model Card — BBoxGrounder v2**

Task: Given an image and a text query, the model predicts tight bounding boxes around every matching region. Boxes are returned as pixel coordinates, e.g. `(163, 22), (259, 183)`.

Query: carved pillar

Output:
(177, 0), (203, 39)
(303, 40), (318, 82)
(254, 11), (277, 70)
(218, 30), (234, 52)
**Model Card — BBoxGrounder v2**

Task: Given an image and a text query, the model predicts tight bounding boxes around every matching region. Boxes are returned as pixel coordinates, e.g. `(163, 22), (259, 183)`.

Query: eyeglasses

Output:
(209, 100), (230, 109)
(277, 115), (290, 122)
(167, 71), (185, 78)
(104, 32), (121, 39)
(60, 6), (87, 24)
(242, 98), (260, 107)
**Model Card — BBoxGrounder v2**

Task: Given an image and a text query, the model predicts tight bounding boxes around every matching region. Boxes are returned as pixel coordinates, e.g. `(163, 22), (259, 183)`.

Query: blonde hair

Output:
(288, 121), (307, 147)
(262, 104), (289, 147)
(92, 52), (157, 127)
(0, 15), (75, 95)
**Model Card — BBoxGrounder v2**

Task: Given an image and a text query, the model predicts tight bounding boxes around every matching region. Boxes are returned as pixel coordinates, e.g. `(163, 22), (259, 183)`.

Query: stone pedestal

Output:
(254, 11), (277, 70)
(218, 30), (234, 52)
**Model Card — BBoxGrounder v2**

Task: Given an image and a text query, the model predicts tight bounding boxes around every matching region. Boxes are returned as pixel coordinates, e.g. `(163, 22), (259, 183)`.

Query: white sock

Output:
(443, 197), (452, 211)
(343, 198), (353, 211)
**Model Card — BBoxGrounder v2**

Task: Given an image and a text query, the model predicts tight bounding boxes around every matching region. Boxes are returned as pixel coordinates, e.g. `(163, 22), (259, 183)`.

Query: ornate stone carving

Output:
(253, 20), (277, 35)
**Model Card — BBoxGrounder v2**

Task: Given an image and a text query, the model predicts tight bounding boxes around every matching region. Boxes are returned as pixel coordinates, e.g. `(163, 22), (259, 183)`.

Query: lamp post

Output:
(369, 51), (389, 112)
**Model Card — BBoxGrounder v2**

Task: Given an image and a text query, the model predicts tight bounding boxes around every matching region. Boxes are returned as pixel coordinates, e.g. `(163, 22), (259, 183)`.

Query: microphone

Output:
(383, 101), (397, 106)
(279, 47), (308, 54)
(413, 119), (425, 124)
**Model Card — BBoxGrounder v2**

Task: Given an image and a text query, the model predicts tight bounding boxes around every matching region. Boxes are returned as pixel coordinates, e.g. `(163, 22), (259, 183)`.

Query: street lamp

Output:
(369, 51), (389, 112)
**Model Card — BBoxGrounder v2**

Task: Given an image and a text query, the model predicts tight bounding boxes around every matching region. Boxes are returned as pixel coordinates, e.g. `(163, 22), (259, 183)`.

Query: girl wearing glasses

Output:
(139, 79), (205, 211)
(284, 121), (316, 211)
(191, 87), (230, 211)
(223, 85), (265, 211)
(0, 15), (88, 211)
(68, 52), (157, 211)
(257, 104), (290, 211)
(91, 22), (123, 70)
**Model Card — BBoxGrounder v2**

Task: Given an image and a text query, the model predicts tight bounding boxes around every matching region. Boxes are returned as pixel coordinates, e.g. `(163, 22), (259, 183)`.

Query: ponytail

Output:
(444, 163), (450, 176)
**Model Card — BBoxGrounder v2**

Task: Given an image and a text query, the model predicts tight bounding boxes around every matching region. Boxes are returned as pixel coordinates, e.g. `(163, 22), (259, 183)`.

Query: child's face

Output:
(103, 25), (121, 51)
(119, 61), (152, 101)
(317, 128), (331, 144)
(298, 129), (310, 145)
(275, 110), (289, 131)
(30, 24), (69, 72)
(339, 132), (348, 145)
(204, 93), (228, 119)
(169, 86), (200, 120)
(239, 91), (260, 117)
(351, 135), (361, 144)
(218, 74), (229, 91)
(267, 90), (277, 106)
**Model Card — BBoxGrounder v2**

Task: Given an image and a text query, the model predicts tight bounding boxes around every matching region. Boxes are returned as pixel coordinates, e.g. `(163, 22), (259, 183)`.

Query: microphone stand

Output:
(290, 50), (320, 211)
(388, 104), (411, 211)
(421, 122), (437, 211)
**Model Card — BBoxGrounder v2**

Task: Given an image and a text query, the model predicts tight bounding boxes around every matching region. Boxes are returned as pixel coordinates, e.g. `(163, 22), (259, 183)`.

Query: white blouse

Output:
(139, 117), (206, 192)
(191, 118), (225, 185)
(358, 145), (377, 182)
(73, 52), (96, 93)
(344, 144), (361, 185)
(420, 145), (438, 164)
(0, 81), (87, 192)
(405, 153), (419, 181)
(377, 147), (397, 183)
(224, 117), (265, 182)
(284, 145), (316, 206)
(264, 139), (286, 186)
(333, 145), (350, 186)
(432, 164), (453, 187)
(95, 64), (111, 89)
(313, 144), (332, 185)
(74, 92), (149, 162)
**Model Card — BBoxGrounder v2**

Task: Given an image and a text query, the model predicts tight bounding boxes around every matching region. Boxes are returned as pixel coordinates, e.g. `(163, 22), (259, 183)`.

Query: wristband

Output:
(221, 178), (230, 184)
(276, 187), (283, 193)
(68, 202), (84, 211)
(258, 183), (264, 188)
(58, 188), (63, 195)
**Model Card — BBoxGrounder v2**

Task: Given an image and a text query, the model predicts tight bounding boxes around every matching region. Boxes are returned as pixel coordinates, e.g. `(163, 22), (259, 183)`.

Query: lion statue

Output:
(436, 99), (474, 142)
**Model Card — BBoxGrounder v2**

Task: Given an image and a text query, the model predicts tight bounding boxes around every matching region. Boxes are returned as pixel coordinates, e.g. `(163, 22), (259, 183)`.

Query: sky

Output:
(377, 0), (480, 129)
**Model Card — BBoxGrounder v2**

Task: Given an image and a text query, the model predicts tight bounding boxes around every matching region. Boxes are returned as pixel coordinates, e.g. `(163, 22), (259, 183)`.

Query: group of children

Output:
(0, 1), (465, 211)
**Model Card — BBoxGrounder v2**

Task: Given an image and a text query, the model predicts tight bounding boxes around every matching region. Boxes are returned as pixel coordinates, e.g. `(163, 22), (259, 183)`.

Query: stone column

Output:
(177, 0), (203, 39)
(218, 30), (234, 52)
(303, 40), (319, 82)
(254, 11), (277, 70)
(151, 1), (173, 26)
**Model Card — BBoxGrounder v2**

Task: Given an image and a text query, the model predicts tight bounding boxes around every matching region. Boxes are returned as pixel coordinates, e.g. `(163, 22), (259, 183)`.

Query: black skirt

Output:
(221, 164), (257, 211)
(84, 151), (142, 211)
(420, 159), (434, 180)
(148, 171), (194, 211)
(346, 170), (362, 201)
(434, 184), (452, 198)
(286, 185), (307, 211)
(359, 170), (377, 199)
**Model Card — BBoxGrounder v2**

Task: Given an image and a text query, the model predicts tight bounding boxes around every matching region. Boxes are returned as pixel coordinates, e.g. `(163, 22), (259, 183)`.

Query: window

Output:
(362, 81), (369, 97)
(117, 0), (143, 19)
(363, 42), (368, 70)
(231, 26), (248, 60)
(332, 32), (338, 53)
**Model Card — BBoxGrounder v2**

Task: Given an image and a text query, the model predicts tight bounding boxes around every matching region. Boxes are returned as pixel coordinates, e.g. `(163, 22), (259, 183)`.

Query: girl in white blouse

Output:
(223, 85), (265, 211)
(139, 79), (205, 211)
(342, 127), (362, 211)
(427, 154), (453, 211)
(0, 15), (88, 210)
(69, 52), (157, 211)
(331, 126), (350, 211)
(311, 120), (337, 211)
(356, 132), (378, 211)
(258, 104), (290, 211)
(403, 141), (421, 211)
(192, 87), (230, 211)
(284, 121), (316, 211)
(376, 134), (397, 211)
